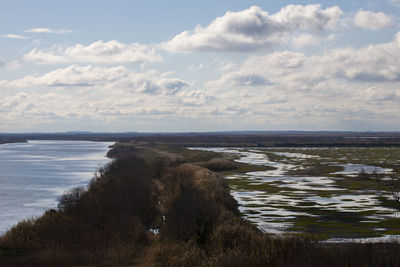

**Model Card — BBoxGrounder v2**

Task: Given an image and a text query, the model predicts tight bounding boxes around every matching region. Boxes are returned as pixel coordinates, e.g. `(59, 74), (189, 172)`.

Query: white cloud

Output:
(324, 32), (400, 81)
(24, 27), (74, 34)
(218, 62), (237, 72)
(354, 10), (393, 30)
(271, 4), (342, 31)
(8, 33), (396, 131)
(124, 76), (189, 95)
(1, 60), (399, 131)
(234, 74), (270, 86)
(210, 31), (400, 90)
(162, 4), (343, 52)
(291, 33), (320, 48)
(363, 87), (398, 102)
(2, 6), (400, 131)
(24, 40), (161, 64)
(161, 79), (190, 95)
(208, 50), (305, 88)
(2, 34), (29, 39)
(188, 63), (205, 71)
(1, 65), (128, 87)
(178, 90), (215, 106)
(202, 31), (400, 129)
(0, 93), (30, 112)
(0, 65), (190, 97)
(0, 60), (21, 69)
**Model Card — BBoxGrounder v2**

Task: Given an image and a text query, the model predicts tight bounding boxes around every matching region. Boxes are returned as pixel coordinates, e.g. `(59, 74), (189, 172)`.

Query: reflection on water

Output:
(333, 163), (392, 176)
(189, 147), (400, 241)
(0, 140), (113, 234)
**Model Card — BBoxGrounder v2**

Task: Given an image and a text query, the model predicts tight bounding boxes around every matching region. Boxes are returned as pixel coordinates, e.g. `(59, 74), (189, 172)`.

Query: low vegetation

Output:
(1, 142), (400, 266)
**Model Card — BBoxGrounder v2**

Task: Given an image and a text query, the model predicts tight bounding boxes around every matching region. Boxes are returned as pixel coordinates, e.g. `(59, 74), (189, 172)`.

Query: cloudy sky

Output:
(1, 0), (400, 132)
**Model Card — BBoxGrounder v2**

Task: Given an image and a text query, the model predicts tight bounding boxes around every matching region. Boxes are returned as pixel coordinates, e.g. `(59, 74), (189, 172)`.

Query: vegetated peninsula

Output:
(0, 139), (27, 145)
(1, 133), (400, 266)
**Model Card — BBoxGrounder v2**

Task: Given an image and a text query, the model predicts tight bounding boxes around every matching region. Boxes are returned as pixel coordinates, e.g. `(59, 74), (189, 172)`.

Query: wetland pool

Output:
(189, 147), (400, 241)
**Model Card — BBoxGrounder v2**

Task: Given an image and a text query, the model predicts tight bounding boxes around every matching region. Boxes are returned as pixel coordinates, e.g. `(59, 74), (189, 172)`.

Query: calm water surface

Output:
(0, 140), (113, 234)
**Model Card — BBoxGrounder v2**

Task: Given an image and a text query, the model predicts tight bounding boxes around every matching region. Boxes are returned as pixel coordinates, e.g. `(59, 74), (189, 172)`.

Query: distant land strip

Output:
(1, 131), (400, 147)
(0, 139), (27, 145)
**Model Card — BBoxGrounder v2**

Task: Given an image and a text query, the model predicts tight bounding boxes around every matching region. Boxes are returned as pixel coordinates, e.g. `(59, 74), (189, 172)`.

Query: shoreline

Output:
(0, 140), (113, 235)
(0, 140), (27, 145)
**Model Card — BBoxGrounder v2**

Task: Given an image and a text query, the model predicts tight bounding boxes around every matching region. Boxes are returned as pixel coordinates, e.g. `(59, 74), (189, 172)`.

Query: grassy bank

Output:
(1, 142), (400, 266)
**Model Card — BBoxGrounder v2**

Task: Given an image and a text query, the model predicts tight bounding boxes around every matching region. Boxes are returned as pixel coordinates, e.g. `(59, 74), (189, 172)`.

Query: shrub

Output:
(58, 187), (86, 211)
(199, 158), (237, 172)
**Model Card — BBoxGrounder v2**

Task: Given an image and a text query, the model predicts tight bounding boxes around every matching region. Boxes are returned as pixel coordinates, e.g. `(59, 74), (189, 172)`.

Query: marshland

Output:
(1, 132), (400, 266)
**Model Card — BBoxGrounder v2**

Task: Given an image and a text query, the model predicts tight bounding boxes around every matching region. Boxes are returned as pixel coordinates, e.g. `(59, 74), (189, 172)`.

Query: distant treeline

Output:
(1, 142), (400, 266)
(1, 131), (400, 147)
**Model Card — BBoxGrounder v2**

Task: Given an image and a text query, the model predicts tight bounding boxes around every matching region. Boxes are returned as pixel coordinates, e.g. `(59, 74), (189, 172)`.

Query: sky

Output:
(1, 0), (400, 132)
